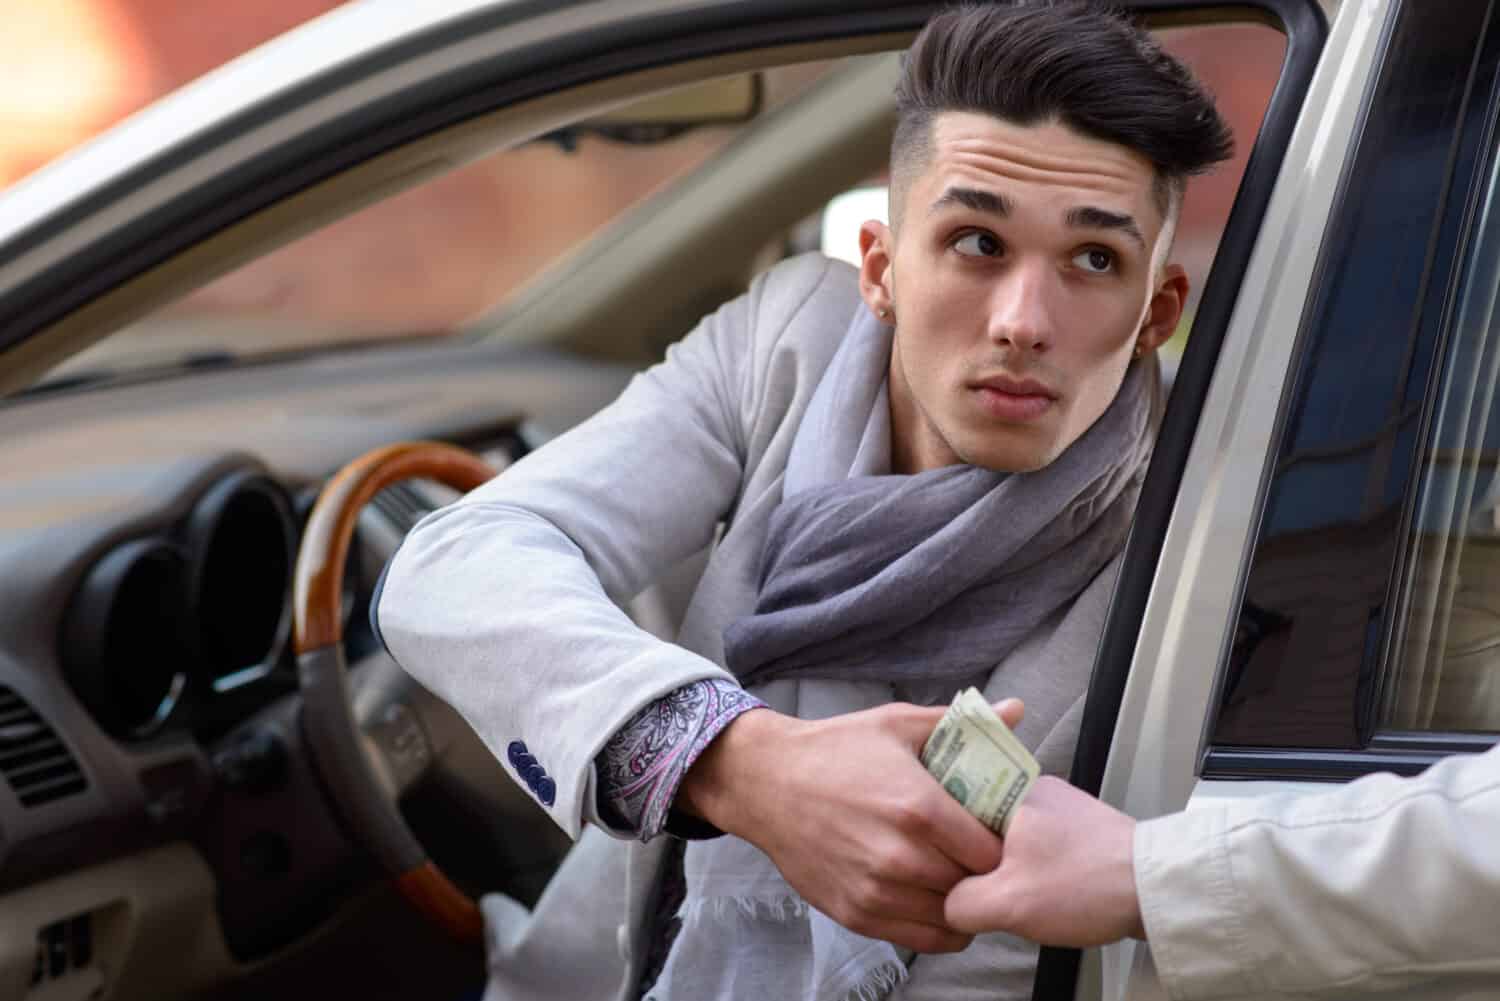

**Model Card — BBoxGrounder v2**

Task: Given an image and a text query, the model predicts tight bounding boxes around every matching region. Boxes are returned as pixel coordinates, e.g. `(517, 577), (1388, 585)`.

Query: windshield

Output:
(8, 7), (1291, 395)
(38, 130), (740, 383)
(17, 48), (829, 394)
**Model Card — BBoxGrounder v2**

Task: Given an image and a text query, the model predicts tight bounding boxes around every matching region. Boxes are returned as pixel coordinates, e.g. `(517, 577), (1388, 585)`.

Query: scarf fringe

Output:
(841, 959), (908, 1001)
(676, 893), (810, 925)
(674, 895), (910, 1001)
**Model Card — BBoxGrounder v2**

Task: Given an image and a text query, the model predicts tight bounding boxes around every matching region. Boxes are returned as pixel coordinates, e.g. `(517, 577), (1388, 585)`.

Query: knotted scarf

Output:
(648, 304), (1159, 1001)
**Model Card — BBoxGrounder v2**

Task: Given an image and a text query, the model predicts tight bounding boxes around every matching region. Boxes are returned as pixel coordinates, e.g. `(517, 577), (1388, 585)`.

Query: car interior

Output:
(0, 11), (1292, 1001)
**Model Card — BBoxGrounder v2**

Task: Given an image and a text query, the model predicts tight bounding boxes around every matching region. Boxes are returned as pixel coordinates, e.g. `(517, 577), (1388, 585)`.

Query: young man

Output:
(376, 4), (1231, 1000)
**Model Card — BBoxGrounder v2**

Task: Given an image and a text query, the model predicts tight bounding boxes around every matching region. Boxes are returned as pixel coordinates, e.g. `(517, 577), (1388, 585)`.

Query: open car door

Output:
(1068, 2), (1500, 999)
(0, 1), (1333, 999)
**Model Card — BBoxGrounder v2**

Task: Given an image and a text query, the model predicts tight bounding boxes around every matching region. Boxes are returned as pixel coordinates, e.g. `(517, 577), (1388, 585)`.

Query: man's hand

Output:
(677, 698), (1024, 954)
(943, 775), (1145, 946)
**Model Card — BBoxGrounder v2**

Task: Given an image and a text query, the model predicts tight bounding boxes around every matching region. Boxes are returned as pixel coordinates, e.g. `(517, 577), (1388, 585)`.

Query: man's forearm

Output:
(673, 700), (795, 833)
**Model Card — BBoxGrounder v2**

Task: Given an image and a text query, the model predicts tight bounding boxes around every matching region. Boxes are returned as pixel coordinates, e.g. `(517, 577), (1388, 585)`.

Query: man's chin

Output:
(961, 440), (1059, 474)
(946, 413), (1065, 473)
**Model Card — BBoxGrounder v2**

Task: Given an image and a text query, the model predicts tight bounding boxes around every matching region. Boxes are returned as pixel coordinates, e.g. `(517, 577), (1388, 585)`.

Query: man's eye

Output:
(954, 232), (1002, 257)
(1073, 248), (1114, 274)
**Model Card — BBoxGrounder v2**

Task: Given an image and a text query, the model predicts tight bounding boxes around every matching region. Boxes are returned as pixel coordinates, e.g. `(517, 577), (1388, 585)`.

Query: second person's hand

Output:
(944, 774), (1144, 946)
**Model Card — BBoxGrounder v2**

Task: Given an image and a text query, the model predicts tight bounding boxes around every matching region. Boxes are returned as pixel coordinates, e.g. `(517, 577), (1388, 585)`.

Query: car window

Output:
(34, 63), (829, 388)
(1384, 135), (1500, 734)
(24, 16), (1290, 395)
(1209, 2), (1500, 766)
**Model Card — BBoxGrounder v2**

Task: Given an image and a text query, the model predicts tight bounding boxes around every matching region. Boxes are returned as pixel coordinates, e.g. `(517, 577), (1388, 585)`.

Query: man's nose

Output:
(987, 262), (1054, 353)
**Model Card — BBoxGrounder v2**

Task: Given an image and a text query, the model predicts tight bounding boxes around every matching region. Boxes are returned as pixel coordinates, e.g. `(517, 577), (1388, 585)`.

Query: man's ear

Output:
(858, 220), (896, 321)
(1136, 262), (1189, 356)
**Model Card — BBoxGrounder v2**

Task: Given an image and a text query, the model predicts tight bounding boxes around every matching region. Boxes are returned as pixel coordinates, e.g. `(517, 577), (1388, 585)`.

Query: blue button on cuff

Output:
(506, 740), (527, 767)
(504, 739), (555, 807)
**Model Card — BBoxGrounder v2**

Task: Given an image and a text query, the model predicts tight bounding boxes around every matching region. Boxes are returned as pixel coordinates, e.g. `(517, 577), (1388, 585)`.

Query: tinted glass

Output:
(1211, 2), (1500, 757)
(1382, 107), (1500, 736)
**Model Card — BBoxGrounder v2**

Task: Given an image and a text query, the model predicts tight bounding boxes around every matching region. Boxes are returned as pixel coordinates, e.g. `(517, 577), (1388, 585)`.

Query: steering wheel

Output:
(292, 441), (496, 943)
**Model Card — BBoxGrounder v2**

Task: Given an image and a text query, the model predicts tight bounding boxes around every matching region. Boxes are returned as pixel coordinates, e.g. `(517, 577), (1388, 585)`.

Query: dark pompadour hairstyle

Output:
(891, 1), (1234, 223)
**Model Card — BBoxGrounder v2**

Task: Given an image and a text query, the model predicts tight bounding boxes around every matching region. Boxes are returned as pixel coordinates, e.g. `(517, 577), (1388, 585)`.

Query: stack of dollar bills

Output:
(920, 687), (1040, 834)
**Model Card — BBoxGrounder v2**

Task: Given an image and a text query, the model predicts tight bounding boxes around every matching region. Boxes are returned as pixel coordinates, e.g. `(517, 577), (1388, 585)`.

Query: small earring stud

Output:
(878, 307), (890, 320)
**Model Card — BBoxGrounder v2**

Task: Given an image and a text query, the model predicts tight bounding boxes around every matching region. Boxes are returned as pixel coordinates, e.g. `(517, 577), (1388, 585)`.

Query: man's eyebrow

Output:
(1066, 206), (1145, 248)
(930, 186), (1011, 216)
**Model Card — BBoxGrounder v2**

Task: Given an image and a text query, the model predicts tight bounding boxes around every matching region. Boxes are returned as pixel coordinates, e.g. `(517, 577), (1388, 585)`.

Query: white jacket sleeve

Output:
(1134, 743), (1500, 999)
(375, 256), (841, 840)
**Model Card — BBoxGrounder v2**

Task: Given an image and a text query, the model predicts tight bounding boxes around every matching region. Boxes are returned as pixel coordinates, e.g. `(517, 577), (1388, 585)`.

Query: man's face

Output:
(859, 112), (1187, 473)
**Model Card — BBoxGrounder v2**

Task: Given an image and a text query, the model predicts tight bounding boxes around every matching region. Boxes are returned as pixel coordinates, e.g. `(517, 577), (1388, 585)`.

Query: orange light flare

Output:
(0, 0), (344, 189)
(0, 0), (152, 187)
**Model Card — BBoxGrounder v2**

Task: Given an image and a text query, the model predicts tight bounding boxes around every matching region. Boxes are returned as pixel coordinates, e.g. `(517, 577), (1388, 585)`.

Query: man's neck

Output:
(887, 345), (953, 474)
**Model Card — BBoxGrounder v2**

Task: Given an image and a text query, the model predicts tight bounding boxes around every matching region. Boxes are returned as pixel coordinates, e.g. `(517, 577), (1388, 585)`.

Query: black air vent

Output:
(0, 686), (86, 807)
(370, 482), (431, 532)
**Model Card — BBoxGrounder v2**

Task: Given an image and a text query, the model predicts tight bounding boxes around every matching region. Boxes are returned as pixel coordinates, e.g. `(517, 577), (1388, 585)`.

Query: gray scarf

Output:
(650, 306), (1158, 1001)
(725, 324), (1152, 688)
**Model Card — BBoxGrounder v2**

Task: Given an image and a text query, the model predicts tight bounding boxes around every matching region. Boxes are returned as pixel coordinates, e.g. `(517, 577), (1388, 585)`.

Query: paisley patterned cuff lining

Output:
(596, 678), (765, 841)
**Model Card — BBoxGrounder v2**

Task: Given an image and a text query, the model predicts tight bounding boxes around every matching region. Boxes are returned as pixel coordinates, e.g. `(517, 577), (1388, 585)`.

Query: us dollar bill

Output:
(920, 687), (1040, 834)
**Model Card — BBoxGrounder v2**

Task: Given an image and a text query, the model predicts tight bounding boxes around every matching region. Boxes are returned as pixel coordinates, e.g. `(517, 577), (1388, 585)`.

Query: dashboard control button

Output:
(213, 729), (288, 794)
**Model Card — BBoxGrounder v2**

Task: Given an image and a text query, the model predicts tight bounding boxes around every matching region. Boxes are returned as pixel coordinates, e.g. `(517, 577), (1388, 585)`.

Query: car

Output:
(0, 0), (1491, 999)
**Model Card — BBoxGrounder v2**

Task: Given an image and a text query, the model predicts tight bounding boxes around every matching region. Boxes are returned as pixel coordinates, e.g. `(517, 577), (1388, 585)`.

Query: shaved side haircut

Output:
(890, 1), (1234, 229)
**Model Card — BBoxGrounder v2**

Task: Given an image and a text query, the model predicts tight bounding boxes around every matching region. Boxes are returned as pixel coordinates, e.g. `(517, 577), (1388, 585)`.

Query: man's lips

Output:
(970, 374), (1059, 398)
(968, 375), (1058, 422)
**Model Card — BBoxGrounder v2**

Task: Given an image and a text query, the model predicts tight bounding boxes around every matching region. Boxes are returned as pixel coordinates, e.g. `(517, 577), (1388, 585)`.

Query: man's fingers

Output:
(944, 870), (1013, 936)
(886, 697), (1024, 754)
(874, 699), (1017, 874)
(888, 703), (948, 751)
(993, 697), (1024, 729)
(926, 794), (1005, 875)
(883, 844), (969, 892)
(854, 882), (953, 929)
(854, 915), (974, 955)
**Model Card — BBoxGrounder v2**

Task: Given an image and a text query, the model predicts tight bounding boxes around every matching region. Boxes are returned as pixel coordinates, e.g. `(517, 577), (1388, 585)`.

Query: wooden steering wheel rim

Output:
(292, 440), (495, 944)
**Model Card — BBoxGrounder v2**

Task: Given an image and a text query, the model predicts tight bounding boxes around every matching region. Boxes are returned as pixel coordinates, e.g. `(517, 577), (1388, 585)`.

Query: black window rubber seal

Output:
(1029, 1), (1329, 999)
